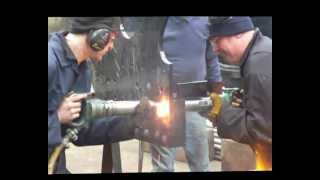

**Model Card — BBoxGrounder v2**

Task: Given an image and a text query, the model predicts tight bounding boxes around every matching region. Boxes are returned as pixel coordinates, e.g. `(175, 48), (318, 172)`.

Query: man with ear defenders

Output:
(48, 17), (148, 174)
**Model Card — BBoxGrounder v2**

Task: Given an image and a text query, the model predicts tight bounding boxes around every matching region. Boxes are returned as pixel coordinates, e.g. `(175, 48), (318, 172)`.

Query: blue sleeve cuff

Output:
(48, 111), (62, 147)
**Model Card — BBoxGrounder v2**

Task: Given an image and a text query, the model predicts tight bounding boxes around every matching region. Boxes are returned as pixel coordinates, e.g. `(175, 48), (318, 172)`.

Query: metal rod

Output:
(184, 98), (212, 112)
(138, 141), (144, 172)
(88, 98), (213, 118)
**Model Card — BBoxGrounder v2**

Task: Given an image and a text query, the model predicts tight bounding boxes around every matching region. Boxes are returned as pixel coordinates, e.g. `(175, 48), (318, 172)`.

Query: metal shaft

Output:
(184, 98), (212, 112)
(87, 98), (213, 118)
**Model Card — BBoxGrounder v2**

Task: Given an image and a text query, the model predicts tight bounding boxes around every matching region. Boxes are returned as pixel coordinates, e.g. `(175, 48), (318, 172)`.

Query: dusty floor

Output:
(66, 139), (221, 173)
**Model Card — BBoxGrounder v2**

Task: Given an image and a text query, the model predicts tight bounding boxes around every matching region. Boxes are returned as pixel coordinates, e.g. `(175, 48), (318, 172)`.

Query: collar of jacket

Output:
(239, 28), (261, 77)
(54, 31), (83, 74)
(177, 16), (196, 23)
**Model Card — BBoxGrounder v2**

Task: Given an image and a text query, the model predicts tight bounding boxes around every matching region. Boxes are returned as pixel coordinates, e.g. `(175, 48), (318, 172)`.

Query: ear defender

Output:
(88, 29), (110, 51)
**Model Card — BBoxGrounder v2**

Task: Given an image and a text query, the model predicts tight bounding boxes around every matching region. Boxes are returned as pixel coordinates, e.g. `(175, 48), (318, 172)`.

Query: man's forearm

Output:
(74, 116), (135, 146)
(216, 103), (253, 145)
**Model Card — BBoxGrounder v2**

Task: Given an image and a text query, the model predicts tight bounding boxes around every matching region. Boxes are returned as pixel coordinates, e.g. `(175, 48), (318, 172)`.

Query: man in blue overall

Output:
(48, 17), (146, 174)
(151, 17), (223, 172)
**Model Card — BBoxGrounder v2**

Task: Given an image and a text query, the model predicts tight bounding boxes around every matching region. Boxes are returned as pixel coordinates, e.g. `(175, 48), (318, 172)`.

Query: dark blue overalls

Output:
(48, 31), (135, 174)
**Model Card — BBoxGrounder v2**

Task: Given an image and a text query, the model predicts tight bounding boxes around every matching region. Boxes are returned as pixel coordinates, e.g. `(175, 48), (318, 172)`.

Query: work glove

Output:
(208, 81), (224, 95)
(207, 88), (244, 122)
(131, 97), (157, 139)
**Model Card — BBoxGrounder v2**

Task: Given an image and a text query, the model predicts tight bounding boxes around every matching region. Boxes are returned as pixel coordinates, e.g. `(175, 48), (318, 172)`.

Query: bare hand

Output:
(231, 97), (242, 107)
(57, 92), (89, 124)
(231, 89), (244, 107)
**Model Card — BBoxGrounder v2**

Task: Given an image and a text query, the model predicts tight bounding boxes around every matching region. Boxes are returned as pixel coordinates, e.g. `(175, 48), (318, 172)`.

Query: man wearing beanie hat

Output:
(207, 16), (272, 170)
(48, 17), (150, 174)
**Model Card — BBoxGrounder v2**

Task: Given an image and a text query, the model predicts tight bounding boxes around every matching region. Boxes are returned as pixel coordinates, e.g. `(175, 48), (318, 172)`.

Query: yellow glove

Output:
(207, 92), (223, 122)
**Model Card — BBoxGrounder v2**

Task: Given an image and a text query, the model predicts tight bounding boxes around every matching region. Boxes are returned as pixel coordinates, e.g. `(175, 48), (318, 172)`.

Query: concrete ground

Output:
(66, 139), (221, 173)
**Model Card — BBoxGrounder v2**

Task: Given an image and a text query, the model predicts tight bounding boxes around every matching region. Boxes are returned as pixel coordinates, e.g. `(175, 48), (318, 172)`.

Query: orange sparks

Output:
(156, 97), (170, 118)
(156, 97), (170, 127)
(256, 152), (269, 170)
(255, 143), (272, 171)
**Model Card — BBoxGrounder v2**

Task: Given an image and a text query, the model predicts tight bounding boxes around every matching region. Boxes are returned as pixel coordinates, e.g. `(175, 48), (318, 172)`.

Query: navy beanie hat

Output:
(68, 17), (115, 34)
(209, 16), (254, 38)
